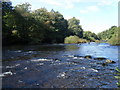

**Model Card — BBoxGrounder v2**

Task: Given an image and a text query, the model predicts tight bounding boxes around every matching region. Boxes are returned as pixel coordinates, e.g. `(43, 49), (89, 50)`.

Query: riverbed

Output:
(2, 42), (119, 88)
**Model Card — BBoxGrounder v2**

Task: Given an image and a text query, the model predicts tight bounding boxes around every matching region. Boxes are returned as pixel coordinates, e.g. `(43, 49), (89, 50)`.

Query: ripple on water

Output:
(6, 64), (20, 69)
(36, 63), (44, 66)
(31, 58), (53, 62)
(88, 68), (98, 72)
(14, 50), (22, 53)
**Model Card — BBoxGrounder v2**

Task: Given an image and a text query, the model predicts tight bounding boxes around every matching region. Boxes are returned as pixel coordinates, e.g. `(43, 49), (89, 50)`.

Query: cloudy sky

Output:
(10, 0), (119, 33)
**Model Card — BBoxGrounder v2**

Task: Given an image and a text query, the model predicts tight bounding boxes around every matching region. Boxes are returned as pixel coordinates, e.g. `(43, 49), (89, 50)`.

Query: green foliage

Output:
(64, 35), (80, 44)
(97, 26), (118, 40)
(83, 31), (99, 42)
(64, 35), (88, 44)
(107, 27), (120, 45)
(116, 67), (120, 72)
(3, 2), (100, 45)
(98, 26), (119, 45)
(78, 38), (88, 43)
(68, 17), (83, 38)
(115, 67), (120, 87)
(2, 2), (15, 45)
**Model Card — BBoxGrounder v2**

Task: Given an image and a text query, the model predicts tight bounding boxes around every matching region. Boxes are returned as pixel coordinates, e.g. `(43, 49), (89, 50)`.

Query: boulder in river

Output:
(102, 63), (108, 66)
(84, 55), (92, 59)
(102, 59), (116, 66)
(105, 59), (116, 64)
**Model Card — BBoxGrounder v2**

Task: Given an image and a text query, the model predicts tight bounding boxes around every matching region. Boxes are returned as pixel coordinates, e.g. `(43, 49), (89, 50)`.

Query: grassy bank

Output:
(64, 35), (100, 44)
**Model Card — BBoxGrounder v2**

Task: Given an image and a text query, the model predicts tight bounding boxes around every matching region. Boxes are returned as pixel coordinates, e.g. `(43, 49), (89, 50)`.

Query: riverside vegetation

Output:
(2, 2), (119, 45)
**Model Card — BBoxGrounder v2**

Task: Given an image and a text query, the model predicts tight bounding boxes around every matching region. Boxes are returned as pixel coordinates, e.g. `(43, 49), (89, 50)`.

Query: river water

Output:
(2, 42), (120, 88)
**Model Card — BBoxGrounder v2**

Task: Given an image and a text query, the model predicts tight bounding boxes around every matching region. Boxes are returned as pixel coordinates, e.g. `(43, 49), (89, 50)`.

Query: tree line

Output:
(97, 26), (120, 45)
(2, 2), (100, 45)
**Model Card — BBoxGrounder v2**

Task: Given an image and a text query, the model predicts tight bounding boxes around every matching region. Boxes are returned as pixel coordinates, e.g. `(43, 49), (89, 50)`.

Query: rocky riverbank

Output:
(2, 54), (118, 88)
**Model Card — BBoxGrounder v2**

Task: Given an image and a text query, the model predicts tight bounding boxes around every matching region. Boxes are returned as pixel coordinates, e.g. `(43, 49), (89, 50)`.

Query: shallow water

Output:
(2, 42), (119, 88)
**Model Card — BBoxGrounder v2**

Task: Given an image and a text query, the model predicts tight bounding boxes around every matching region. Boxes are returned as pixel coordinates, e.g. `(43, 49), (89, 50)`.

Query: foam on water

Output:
(0, 71), (13, 77)
(31, 58), (53, 62)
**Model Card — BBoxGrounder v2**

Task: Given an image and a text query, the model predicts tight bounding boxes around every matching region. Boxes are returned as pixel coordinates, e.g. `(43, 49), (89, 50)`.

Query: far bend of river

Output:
(2, 42), (120, 88)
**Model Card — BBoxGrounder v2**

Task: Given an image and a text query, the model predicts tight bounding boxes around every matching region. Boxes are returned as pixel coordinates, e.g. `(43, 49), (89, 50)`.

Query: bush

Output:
(88, 37), (96, 42)
(64, 35), (80, 44)
(108, 33), (120, 45)
(78, 38), (88, 43)
(95, 40), (100, 42)
(64, 35), (88, 44)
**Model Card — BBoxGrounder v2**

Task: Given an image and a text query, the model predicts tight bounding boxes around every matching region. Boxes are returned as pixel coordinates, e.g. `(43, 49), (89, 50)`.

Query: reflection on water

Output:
(65, 44), (79, 51)
(3, 42), (119, 62)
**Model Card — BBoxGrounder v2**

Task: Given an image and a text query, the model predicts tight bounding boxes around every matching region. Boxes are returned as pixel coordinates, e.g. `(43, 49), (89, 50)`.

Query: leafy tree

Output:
(97, 26), (117, 40)
(108, 27), (120, 45)
(83, 31), (99, 41)
(2, 2), (14, 45)
(14, 3), (31, 17)
(68, 17), (83, 38)
(97, 26), (119, 45)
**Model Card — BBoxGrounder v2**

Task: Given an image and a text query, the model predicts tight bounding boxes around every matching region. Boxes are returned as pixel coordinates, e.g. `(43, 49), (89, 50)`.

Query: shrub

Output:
(108, 33), (120, 45)
(64, 35), (80, 44)
(64, 35), (88, 44)
(78, 38), (88, 43)
(95, 40), (100, 42)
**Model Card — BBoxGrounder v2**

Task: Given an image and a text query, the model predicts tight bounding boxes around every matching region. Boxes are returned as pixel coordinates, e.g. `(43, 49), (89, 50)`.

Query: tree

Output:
(2, 2), (14, 45)
(68, 17), (83, 38)
(83, 31), (99, 41)
(108, 27), (120, 45)
(97, 26), (117, 40)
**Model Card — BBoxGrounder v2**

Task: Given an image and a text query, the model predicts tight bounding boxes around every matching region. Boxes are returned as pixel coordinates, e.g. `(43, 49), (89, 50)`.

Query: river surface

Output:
(2, 42), (120, 88)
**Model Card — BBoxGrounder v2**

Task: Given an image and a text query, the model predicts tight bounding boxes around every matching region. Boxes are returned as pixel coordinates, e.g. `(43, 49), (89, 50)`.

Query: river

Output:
(2, 42), (120, 88)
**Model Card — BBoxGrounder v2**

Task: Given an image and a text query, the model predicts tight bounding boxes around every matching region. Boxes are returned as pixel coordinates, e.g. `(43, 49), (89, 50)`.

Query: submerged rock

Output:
(84, 55), (92, 59)
(94, 57), (107, 60)
(102, 63), (108, 66)
(74, 55), (84, 58)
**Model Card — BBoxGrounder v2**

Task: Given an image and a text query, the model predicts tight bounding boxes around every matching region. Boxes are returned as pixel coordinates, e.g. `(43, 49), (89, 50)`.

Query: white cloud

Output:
(38, 0), (62, 6)
(36, 0), (81, 9)
(80, 5), (99, 14)
(80, 10), (88, 14)
(11, 0), (81, 9)
(87, 6), (99, 12)
(97, 0), (119, 6)
(11, 0), (119, 10)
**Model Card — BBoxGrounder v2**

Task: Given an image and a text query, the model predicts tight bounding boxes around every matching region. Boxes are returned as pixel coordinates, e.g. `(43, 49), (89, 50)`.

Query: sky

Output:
(10, 0), (119, 34)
